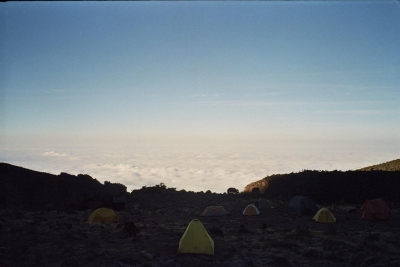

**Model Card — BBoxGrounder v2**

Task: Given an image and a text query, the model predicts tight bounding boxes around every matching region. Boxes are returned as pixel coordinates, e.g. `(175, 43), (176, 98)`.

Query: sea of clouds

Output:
(1, 140), (399, 193)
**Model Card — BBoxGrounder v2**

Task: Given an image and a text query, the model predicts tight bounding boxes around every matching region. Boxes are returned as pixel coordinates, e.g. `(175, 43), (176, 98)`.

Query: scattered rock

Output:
(0, 185), (400, 267)
(302, 247), (323, 259)
(208, 227), (224, 238)
(268, 255), (292, 267)
(122, 221), (140, 237)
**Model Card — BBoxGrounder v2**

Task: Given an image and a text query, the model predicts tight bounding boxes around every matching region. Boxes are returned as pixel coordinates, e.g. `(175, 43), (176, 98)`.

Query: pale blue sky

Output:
(1, 1), (400, 145)
(1, 1), (400, 192)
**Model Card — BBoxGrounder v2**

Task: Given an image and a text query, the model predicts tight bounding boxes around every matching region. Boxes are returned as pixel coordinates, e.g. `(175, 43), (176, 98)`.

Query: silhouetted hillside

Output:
(0, 163), (127, 210)
(244, 169), (400, 204)
(358, 158), (400, 171)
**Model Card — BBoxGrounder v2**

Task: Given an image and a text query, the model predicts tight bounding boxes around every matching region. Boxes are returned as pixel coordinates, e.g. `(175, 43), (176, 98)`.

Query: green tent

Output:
(178, 219), (214, 255)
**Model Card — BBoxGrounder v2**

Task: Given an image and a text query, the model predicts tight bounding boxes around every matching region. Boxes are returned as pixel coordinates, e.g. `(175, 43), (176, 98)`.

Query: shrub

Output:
(137, 183), (168, 194)
(251, 187), (260, 194)
(227, 187), (239, 194)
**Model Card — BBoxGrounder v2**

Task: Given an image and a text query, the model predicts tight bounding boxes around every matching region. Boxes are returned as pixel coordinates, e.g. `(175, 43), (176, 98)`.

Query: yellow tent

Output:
(87, 208), (119, 224)
(313, 208), (336, 223)
(178, 219), (214, 255)
(243, 204), (260, 216)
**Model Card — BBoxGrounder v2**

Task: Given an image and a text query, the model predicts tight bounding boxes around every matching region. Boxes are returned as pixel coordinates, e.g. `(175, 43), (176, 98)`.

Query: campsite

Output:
(1, 161), (400, 266)
(1, 189), (400, 267)
(2, 1), (400, 265)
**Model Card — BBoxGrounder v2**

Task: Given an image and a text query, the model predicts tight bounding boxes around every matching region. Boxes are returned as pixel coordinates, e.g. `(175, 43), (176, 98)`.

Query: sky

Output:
(1, 1), (399, 193)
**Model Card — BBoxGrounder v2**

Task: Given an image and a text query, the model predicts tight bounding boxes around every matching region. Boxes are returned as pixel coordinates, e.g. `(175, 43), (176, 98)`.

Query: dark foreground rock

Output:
(1, 192), (400, 267)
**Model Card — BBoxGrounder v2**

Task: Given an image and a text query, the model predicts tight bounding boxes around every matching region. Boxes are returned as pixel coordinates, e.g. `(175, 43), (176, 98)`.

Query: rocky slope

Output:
(244, 159), (400, 204)
(358, 158), (400, 171)
(0, 162), (127, 210)
(2, 161), (400, 266)
(1, 191), (400, 267)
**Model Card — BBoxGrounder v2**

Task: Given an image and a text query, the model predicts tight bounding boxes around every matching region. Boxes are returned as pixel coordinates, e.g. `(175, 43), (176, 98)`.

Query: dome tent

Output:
(288, 195), (318, 216)
(243, 204), (260, 216)
(313, 208), (336, 223)
(87, 208), (119, 224)
(255, 198), (272, 209)
(200, 206), (230, 217)
(361, 198), (391, 221)
(178, 219), (214, 255)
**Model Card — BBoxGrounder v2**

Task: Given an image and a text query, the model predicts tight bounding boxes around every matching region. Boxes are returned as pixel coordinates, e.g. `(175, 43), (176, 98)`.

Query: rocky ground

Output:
(1, 192), (400, 267)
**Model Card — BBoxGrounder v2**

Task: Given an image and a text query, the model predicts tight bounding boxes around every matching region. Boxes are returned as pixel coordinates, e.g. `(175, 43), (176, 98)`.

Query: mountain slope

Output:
(358, 158), (400, 171)
(0, 162), (127, 210)
(244, 158), (400, 204)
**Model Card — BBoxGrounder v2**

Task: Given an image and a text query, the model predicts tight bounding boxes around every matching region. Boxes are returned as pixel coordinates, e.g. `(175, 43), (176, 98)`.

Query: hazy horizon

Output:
(1, 136), (399, 193)
(1, 1), (399, 193)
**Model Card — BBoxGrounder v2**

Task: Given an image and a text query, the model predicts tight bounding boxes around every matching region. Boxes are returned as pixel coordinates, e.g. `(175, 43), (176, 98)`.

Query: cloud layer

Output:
(1, 140), (399, 193)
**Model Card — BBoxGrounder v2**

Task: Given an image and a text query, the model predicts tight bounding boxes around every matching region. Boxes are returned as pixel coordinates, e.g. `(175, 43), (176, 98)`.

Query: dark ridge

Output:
(0, 162), (127, 210)
(244, 158), (400, 203)
(2, 157), (400, 211)
(244, 170), (400, 204)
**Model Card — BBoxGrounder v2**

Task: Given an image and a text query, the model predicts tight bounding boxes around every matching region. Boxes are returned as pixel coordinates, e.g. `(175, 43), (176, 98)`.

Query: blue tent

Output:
(288, 195), (318, 216)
